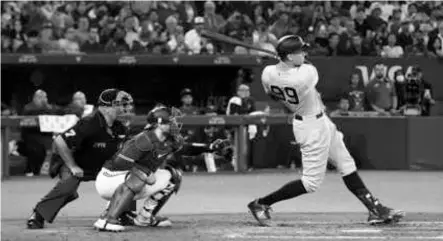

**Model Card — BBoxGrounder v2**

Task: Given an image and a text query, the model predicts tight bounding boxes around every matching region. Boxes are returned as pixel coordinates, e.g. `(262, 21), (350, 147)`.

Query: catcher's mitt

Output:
(209, 139), (232, 155)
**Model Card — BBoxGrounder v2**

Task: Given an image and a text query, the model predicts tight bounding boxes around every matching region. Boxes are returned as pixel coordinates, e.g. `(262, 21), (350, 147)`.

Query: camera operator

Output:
(399, 66), (435, 116)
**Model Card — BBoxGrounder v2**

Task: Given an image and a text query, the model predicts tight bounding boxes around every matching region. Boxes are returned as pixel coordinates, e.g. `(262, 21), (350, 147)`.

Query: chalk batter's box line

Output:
(273, 221), (443, 225)
(221, 221), (443, 240)
(225, 234), (443, 240)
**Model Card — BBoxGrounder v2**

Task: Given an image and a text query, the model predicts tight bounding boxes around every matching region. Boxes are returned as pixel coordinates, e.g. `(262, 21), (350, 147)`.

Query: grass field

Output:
(2, 170), (443, 241)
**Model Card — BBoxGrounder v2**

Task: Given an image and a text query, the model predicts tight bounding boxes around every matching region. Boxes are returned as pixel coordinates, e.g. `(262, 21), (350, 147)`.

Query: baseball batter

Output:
(248, 35), (405, 226)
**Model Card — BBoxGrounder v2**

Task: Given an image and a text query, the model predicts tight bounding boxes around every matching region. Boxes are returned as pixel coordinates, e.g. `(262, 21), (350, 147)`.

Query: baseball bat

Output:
(201, 30), (279, 59)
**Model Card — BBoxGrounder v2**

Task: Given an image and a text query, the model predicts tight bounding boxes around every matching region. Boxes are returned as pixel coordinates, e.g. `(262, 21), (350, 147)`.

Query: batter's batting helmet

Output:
(276, 35), (310, 60)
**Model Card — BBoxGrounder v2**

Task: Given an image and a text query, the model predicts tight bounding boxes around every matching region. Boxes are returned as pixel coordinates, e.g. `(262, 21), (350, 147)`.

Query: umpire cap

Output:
(276, 35), (310, 60)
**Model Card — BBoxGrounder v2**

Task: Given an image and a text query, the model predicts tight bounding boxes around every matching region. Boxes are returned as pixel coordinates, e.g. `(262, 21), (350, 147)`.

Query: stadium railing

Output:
(2, 114), (443, 179)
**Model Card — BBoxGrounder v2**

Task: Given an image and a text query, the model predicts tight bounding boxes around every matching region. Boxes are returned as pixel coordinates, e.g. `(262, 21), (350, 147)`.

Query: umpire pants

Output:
(34, 165), (81, 223)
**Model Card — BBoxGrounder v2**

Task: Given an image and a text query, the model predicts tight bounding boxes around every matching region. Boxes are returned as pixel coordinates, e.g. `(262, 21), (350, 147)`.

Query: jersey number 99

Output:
(270, 85), (299, 104)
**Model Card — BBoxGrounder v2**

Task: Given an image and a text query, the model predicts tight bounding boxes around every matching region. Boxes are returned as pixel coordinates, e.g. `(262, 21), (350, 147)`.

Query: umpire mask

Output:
(98, 89), (134, 121)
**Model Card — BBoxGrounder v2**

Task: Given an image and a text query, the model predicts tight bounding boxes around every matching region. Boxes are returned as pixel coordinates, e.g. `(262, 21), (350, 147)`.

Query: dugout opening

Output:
(1, 65), (256, 114)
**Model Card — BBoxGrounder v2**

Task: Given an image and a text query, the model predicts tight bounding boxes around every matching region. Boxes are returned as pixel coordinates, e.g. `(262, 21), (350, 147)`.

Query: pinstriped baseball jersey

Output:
(261, 63), (324, 116)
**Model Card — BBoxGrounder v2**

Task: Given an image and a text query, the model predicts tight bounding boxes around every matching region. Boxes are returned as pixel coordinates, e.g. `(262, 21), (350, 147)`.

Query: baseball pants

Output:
(292, 114), (357, 193)
(95, 168), (172, 201)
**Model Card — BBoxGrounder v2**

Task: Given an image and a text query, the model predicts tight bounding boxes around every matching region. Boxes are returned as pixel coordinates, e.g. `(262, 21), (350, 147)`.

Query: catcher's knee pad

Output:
(165, 165), (182, 194)
(301, 174), (325, 193)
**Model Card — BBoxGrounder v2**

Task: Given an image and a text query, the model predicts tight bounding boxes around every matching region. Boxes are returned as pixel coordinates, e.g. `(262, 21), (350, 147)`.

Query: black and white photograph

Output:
(1, 1), (442, 240)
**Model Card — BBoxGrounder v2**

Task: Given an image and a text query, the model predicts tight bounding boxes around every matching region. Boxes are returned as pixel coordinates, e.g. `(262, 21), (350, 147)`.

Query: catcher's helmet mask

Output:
(146, 106), (183, 138)
(276, 35), (310, 61)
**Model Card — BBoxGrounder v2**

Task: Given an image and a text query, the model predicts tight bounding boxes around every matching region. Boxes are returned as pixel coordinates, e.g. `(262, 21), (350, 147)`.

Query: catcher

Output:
(93, 105), (229, 232)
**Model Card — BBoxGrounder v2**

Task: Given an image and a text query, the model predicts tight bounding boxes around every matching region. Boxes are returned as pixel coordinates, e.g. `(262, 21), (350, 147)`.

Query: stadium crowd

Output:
(2, 1), (443, 57)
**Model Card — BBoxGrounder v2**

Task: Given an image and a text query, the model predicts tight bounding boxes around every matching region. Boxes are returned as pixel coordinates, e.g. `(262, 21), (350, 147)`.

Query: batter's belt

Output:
(294, 112), (323, 121)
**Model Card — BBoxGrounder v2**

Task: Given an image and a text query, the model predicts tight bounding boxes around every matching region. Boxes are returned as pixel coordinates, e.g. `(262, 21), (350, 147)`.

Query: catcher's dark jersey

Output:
(103, 130), (177, 173)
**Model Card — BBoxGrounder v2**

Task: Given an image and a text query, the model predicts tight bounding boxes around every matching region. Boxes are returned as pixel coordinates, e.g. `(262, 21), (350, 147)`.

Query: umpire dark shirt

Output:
(57, 110), (128, 179)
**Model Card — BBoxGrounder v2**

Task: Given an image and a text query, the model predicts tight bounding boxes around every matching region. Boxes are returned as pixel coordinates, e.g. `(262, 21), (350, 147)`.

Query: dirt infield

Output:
(2, 171), (443, 241)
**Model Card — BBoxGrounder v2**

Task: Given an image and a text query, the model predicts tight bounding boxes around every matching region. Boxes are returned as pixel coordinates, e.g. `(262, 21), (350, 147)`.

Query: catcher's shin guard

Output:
(135, 166), (182, 226)
(104, 167), (152, 220)
(148, 165), (183, 216)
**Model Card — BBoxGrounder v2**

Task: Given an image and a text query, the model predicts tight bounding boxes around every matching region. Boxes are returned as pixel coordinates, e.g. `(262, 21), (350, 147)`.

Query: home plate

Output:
(341, 229), (382, 233)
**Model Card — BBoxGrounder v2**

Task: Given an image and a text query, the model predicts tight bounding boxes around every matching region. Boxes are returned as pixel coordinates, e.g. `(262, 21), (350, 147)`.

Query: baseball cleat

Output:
(26, 211), (45, 229)
(247, 199), (273, 227)
(134, 215), (172, 227)
(93, 218), (125, 232)
(119, 211), (136, 226)
(368, 206), (406, 225)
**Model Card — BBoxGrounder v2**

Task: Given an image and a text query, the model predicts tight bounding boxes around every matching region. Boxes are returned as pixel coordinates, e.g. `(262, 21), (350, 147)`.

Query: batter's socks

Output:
(258, 179), (307, 206)
(343, 171), (383, 214)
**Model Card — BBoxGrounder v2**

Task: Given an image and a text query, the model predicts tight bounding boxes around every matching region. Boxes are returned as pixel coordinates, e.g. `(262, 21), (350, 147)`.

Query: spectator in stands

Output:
(405, 3), (418, 22)
(58, 27), (81, 54)
(223, 11), (253, 53)
(328, 15), (346, 35)
(3, 1), (443, 56)
(365, 64), (397, 115)
(270, 11), (291, 39)
(185, 16), (206, 54)
(81, 26), (102, 53)
(203, 1), (225, 33)
(346, 72), (366, 112)
(314, 20), (330, 48)
(99, 17), (117, 45)
(388, 9), (403, 34)
(250, 18), (277, 57)
(158, 15), (180, 53)
(104, 27), (130, 54)
(370, 23), (389, 56)
(169, 25), (190, 54)
(428, 21), (443, 57)
(123, 15), (143, 52)
(64, 91), (94, 118)
(75, 16), (90, 45)
(397, 21), (415, 52)
(347, 34), (373, 56)
(381, 33), (404, 58)
(330, 96), (350, 117)
(366, 5), (386, 32)
(268, 1), (288, 23)
(252, 4), (268, 24)
(1, 31), (13, 53)
(326, 32), (341, 56)
(16, 30), (41, 53)
(354, 7), (371, 38)
(428, 36), (443, 58)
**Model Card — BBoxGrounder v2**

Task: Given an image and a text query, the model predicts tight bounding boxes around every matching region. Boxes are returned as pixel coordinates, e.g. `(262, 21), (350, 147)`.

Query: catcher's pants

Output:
(95, 168), (171, 201)
(292, 114), (356, 193)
